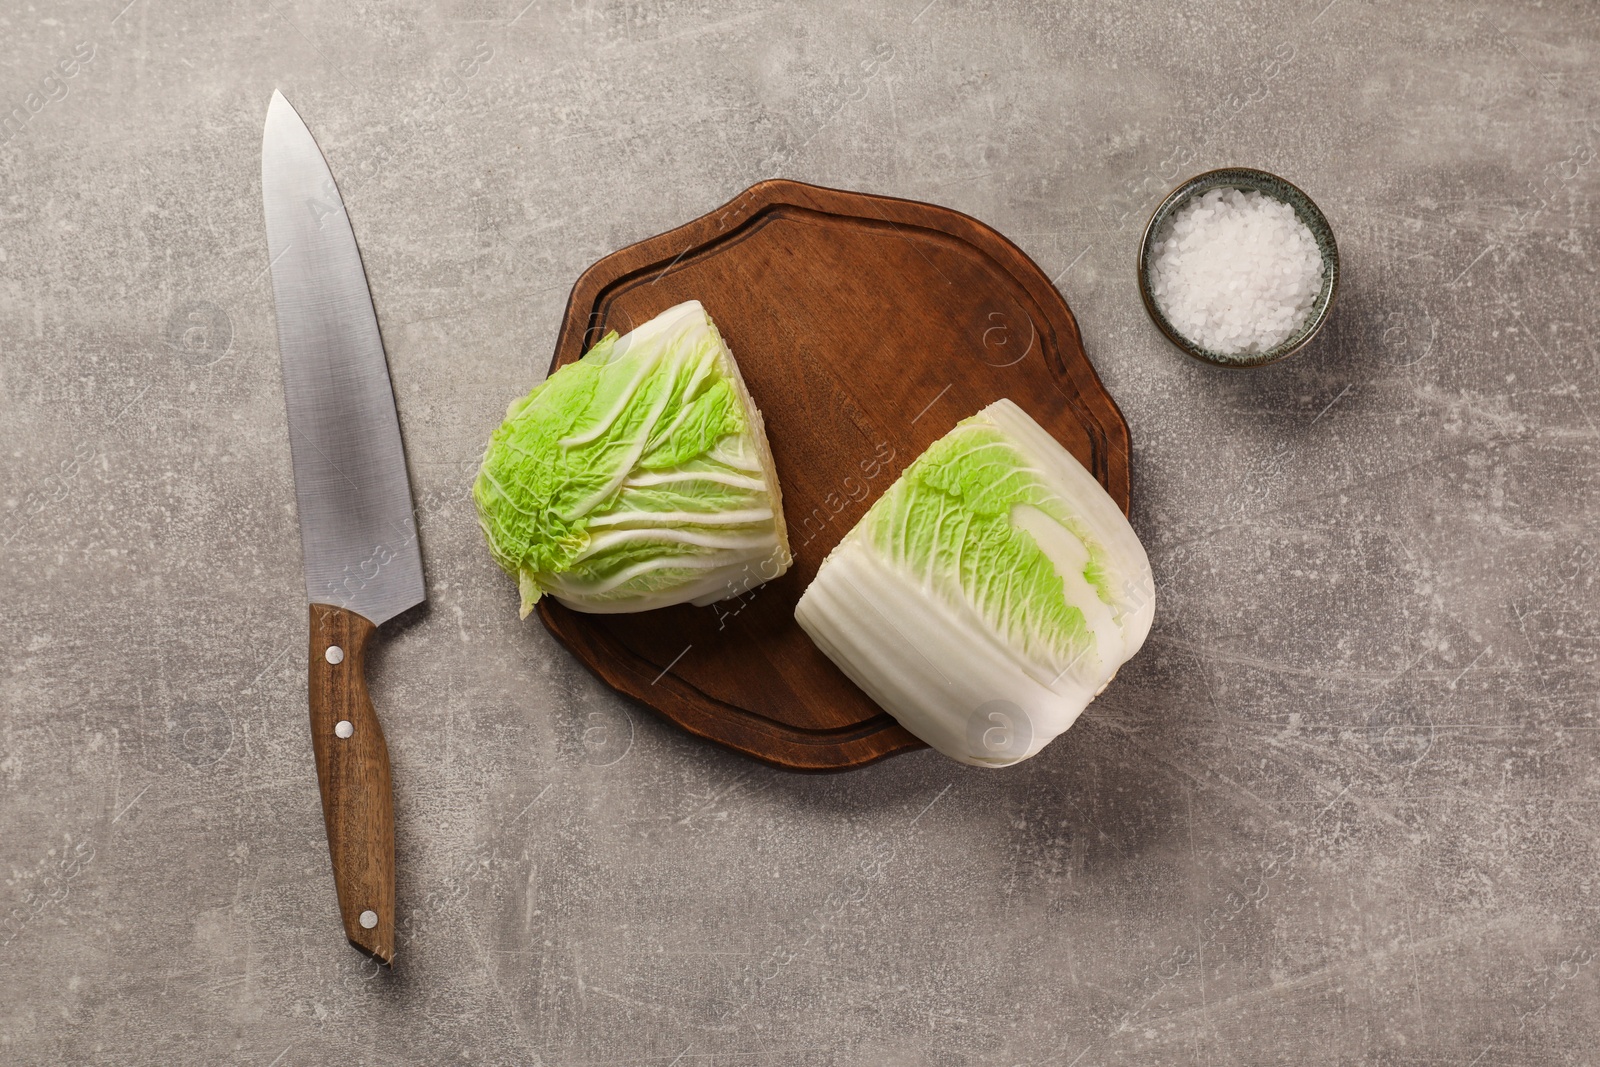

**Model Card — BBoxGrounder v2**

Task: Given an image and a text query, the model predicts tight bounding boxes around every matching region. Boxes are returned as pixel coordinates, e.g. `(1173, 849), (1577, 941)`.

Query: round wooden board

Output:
(537, 179), (1131, 772)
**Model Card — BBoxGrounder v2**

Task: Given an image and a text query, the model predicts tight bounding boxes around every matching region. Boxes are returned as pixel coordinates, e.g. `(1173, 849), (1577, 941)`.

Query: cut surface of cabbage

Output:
(474, 300), (790, 615)
(794, 399), (1153, 766)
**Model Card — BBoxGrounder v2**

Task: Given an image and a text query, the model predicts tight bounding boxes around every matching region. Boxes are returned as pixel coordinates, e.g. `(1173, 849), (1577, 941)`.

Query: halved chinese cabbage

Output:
(794, 399), (1153, 767)
(474, 300), (789, 615)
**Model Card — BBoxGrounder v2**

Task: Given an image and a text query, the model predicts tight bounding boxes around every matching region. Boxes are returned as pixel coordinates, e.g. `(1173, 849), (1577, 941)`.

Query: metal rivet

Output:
(325, 645), (345, 665)
(359, 909), (378, 930)
(334, 720), (354, 739)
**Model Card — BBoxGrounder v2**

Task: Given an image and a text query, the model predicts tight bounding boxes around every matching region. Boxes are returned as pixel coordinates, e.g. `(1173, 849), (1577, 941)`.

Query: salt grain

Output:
(1149, 186), (1324, 357)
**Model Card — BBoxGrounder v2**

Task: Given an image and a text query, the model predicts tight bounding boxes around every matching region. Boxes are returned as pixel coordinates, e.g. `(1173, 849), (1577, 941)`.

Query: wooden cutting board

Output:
(537, 179), (1130, 771)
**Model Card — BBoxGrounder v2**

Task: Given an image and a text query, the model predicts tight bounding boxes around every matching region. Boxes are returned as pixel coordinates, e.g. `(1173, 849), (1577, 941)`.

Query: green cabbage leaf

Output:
(474, 300), (789, 615)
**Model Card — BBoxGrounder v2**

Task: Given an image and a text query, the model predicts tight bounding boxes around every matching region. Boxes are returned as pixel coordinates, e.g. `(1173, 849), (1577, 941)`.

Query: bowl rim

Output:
(1137, 166), (1341, 369)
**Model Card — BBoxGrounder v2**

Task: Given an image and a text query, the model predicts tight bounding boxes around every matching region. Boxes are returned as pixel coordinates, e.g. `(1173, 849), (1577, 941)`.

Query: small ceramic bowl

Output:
(1138, 167), (1340, 369)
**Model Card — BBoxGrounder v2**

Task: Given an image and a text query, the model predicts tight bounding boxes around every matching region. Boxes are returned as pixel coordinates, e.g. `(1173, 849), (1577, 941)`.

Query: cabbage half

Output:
(474, 300), (790, 615)
(794, 399), (1154, 767)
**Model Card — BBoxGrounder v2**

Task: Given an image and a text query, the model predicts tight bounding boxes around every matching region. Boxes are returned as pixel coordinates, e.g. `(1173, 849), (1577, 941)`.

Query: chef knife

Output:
(261, 90), (423, 964)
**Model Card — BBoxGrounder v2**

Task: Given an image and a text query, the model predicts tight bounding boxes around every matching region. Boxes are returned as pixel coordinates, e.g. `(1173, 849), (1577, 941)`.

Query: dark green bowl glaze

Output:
(1138, 167), (1340, 369)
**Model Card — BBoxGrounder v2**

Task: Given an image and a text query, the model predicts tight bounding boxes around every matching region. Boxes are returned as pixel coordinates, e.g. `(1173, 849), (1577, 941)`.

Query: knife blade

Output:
(262, 89), (423, 964)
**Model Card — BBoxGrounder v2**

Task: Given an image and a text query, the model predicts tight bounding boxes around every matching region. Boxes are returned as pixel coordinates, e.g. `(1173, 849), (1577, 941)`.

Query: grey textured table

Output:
(3, 1), (1597, 1063)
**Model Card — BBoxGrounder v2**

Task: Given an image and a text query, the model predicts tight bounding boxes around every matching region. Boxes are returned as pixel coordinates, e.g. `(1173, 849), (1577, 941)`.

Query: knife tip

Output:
(267, 88), (295, 117)
(264, 90), (309, 146)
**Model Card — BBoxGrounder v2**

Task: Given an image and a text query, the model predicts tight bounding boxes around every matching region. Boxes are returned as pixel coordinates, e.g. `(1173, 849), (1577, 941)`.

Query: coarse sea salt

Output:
(1149, 186), (1324, 358)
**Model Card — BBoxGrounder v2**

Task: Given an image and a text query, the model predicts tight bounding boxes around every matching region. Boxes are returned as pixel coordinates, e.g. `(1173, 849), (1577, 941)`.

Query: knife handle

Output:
(308, 603), (396, 964)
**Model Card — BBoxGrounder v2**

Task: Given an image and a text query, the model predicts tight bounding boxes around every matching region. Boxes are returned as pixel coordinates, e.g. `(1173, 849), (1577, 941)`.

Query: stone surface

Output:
(2, 0), (1598, 1063)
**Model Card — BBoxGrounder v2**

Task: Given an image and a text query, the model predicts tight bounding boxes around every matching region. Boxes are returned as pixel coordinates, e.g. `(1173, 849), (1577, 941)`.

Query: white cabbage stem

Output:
(795, 399), (1154, 767)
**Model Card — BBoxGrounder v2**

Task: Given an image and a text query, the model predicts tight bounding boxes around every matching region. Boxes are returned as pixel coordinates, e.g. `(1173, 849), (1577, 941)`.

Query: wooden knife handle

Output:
(308, 603), (396, 964)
